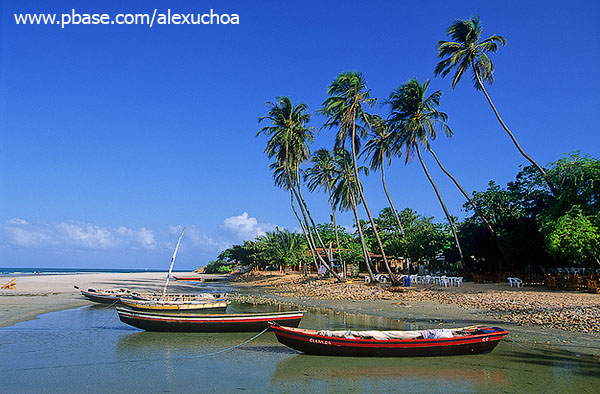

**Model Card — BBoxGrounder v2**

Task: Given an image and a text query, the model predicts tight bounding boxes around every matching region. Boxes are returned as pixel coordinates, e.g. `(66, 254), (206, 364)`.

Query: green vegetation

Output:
(218, 15), (599, 278)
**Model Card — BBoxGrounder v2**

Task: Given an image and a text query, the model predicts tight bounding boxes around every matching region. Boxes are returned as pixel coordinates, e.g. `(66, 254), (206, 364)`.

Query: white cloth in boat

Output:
(316, 329), (454, 340)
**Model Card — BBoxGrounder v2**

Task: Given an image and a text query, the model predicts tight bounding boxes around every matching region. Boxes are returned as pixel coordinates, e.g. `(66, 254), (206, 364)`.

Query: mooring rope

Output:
(0, 327), (270, 373)
(96, 302), (119, 328)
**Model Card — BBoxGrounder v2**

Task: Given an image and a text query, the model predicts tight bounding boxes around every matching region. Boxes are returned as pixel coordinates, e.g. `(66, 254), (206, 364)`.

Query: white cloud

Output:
(2, 218), (157, 251)
(222, 212), (277, 240)
(173, 225), (229, 251)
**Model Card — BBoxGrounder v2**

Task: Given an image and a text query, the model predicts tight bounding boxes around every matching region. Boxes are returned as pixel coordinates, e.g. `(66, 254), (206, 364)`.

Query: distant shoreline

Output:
(0, 267), (192, 276)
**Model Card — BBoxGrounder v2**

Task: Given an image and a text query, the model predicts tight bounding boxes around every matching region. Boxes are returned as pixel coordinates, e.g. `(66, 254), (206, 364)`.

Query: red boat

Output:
(117, 306), (303, 332)
(269, 323), (508, 357)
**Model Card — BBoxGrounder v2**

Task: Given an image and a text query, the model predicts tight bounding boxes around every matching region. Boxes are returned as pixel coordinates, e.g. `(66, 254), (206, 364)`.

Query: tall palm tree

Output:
(361, 114), (405, 236)
(387, 78), (466, 269)
(434, 15), (556, 195)
(330, 148), (376, 282)
(258, 96), (343, 281)
(305, 149), (343, 273)
(320, 72), (399, 284)
(271, 163), (318, 271)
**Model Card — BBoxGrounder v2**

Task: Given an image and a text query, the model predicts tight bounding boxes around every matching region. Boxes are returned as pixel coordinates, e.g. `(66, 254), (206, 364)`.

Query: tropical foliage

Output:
(215, 16), (599, 279)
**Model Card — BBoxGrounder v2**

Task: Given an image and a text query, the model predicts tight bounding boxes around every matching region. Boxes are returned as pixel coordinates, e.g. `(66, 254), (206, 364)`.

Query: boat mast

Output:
(161, 227), (186, 298)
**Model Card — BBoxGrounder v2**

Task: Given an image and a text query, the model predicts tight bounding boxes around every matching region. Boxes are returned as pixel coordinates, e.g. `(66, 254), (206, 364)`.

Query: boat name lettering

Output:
(309, 338), (332, 345)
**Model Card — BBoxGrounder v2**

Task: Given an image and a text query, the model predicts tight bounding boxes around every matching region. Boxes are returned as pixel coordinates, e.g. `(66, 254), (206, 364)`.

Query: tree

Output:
(461, 181), (546, 272)
(330, 148), (377, 282)
(305, 148), (342, 271)
(257, 96), (343, 280)
(262, 228), (311, 271)
(386, 78), (467, 270)
(320, 72), (399, 284)
(361, 115), (405, 235)
(545, 206), (600, 269)
(434, 15), (556, 195)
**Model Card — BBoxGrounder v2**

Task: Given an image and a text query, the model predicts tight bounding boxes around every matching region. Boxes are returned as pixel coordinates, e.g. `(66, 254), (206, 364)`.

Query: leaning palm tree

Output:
(320, 72), (399, 284)
(434, 15), (555, 195)
(331, 148), (376, 282)
(361, 114), (405, 236)
(271, 162), (317, 271)
(304, 149), (343, 272)
(257, 96), (343, 281)
(387, 78), (466, 269)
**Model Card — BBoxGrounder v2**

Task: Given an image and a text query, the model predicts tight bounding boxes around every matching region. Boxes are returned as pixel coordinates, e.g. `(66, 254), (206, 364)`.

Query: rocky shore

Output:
(232, 273), (600, 335)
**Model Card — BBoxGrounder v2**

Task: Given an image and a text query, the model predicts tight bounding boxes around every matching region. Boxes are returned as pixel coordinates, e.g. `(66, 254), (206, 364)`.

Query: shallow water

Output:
(1, 303), (598, 393)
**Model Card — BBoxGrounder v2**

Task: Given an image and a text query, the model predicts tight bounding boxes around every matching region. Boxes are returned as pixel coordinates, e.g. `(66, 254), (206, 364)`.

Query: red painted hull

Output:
(117, 307), (303, 332)
(270, 325), (508, 357)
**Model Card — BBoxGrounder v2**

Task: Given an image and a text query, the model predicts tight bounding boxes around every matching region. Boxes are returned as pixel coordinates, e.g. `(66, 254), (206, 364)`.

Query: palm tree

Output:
(330, 148), (376, 282)
(258, 96), (343, 281)
(434, 15), (556, 195)
(387, 78), (466, 269)
(320, 72), (399, 284)
(361, 114), (405, 236)
(271, 162), (318, 271)
(305, 149), (343, 273)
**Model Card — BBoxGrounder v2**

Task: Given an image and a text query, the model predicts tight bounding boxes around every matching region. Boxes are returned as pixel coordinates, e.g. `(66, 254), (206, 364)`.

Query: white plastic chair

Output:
(507, 277), (523, 288)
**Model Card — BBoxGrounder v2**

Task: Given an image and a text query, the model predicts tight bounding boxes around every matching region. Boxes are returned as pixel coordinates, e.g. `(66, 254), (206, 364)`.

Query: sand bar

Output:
(0, 272), (202, 327)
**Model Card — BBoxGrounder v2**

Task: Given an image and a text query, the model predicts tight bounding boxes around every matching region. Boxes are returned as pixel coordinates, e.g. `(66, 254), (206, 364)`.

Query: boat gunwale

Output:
(270, 324), (509, 347)
(116, 307), (304, 322)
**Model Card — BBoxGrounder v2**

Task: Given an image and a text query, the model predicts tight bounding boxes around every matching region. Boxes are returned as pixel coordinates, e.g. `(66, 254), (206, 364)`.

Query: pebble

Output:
(230, 274), (600, 335)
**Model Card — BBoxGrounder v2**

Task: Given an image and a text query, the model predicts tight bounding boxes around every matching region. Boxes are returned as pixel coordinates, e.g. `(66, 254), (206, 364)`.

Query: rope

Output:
(96, 301), (120, 328)
(0, 327), (270, 373)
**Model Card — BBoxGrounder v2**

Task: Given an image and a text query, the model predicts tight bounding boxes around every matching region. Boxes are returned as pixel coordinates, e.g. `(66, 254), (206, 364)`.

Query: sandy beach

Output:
(2, 272), (599, 358)
(0, 272), (202, 328)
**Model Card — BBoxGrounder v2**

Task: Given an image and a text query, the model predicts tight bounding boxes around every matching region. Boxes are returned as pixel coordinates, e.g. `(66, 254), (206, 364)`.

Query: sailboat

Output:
(120, 228), (230, 312)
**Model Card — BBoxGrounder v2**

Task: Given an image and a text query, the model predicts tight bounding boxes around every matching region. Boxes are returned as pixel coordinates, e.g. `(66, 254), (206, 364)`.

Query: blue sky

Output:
(1, 0), (599, 269)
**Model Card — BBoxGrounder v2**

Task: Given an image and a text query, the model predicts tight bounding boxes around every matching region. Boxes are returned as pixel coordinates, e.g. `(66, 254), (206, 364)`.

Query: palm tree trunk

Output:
(350, 116), (399, 285)
(416, 146), (467, 270)
(427, 146), (510, 268)
(327, 184), (344, 277)
(427, 147), (494, 234)
(291, 190), (317, 272)
(349, 188), (376, 282)
(381, 164), (405, 235)
(294, 173), (344, 282)
(287, 167), (342, 281)
(473, 67), (557, 196)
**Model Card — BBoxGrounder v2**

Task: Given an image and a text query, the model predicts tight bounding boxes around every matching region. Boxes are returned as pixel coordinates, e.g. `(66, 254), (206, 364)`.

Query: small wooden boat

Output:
(132, 292), (227, 301)
(76, 286), (140, 304)
(173, 276), (204, 282)
(117, 306), (304, 332)
(269, 323), (509, 357)
(119, 297), (230, 312)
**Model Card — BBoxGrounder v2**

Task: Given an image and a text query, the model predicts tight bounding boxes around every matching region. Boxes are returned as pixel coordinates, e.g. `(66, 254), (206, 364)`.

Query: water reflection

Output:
(2, 301), (599, 394)
(272, 354), (508, 384)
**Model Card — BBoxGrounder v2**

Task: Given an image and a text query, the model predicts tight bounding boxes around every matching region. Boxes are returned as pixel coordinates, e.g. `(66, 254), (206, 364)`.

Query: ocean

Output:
(0, 267), (186, 276)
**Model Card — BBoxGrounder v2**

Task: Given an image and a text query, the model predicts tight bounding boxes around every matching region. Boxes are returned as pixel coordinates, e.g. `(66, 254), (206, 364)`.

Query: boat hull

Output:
(270, 325), (508, 357)
(119, 298), (229, 312)
(173, 277), (204, 281)
(117, 307), (303, 332)
(80, 289), (133, 304)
